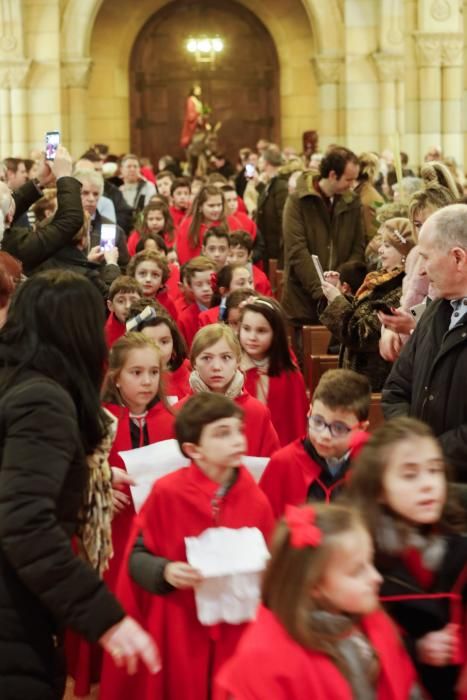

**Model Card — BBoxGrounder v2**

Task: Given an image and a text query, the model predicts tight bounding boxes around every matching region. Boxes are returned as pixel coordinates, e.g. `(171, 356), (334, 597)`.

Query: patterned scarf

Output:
(76, 408), (116, 577)
(355, 266), (404, 302)
(189, 368), (245, 399)
(240, 354), (270, 404)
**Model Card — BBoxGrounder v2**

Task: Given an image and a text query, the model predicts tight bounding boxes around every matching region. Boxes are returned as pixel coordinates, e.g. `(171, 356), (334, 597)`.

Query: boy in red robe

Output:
(99, 392), (274, 700)
(178, 256), (216, 348)
(228, 230), (272, 296)
(259, 369), (371, 519)
(169, 177), (191, 228)
(105, 276), (142, 348)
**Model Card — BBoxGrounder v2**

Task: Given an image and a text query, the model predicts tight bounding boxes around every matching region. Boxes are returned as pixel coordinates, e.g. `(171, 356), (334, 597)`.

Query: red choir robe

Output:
(199, 305), (222, 326)
(169, 205), (188, 228)
(252, 265), (272, 296)
(233, 210), (257, 240)
(176, 215), (243, 265)
(162, 358), (191, 401)
(127, 230), (175, 257)
(105, 312), (126, 349)
(154, 288), (178, 321)
(259, 430), (370, 519)
(178, 302), (203, 348)
(180, 95), (202, 148)
(99, 464), (274, 700)
(215, 604), (419, 700)
(175, 391), (280, 458)
(243, 366), (308, 447)
(236, 196), (247, 215)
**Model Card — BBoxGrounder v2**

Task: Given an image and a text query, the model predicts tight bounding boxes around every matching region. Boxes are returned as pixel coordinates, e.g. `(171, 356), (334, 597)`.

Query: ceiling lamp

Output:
(186, 36), (224, 64)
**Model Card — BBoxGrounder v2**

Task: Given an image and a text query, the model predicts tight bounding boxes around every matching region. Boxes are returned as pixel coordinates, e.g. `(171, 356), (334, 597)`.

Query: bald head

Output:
(420, 203), (467, 253)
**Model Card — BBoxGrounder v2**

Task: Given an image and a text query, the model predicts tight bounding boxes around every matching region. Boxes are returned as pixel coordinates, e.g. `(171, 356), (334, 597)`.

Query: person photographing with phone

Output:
(1, 144), (85, 274)
(319, 218), (414, 391)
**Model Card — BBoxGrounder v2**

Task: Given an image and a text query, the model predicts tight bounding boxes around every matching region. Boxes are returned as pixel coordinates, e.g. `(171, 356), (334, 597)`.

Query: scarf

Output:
(376, 512), (447, 573)
(309, 609), (379, 700)
(76, 408), (116, 577)
(189, 368), (245, 399)
(240, 353), (270, 405)
(355, 266), (404, 302)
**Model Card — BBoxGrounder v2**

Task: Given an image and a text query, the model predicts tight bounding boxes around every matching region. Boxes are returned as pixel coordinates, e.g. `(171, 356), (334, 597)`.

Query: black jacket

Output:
(90, 211), (129, 270)
(0, 369), (124, 699)
(256, 174), (288, 264)
(3, 177), (84, 275)
(103, 180), (133, 235)
(382, 298), (467, 481)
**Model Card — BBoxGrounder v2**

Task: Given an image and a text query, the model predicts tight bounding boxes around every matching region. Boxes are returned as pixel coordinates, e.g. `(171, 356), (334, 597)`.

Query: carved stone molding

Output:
(312, 55), (343, 86)
(413, 32), (464, 67)
(430, 0), (451, 22)
(0, 58), (31, 89)
(61, 58), (93, 89)
(372, 52), (405, 82)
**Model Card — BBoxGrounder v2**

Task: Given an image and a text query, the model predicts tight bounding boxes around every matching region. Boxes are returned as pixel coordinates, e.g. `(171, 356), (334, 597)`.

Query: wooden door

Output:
(130, 0), (280, 166)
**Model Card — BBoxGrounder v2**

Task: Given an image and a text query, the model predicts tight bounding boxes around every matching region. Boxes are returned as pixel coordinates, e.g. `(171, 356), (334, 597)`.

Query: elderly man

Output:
(1, 147), (84, 274)
(74, 169), (129, 269)
(383, 203), (467, 481)
(119, 154), (156, 213)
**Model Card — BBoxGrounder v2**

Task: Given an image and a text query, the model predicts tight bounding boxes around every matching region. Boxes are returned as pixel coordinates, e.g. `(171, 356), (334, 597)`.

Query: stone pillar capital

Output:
(0, 59), (32, 89)
(440, 34), (463, 66)
(413, 32), (464, 67)
(312, 55), (343, 85)
(372, 52), (404, 82)
(61, 58), (93, 89)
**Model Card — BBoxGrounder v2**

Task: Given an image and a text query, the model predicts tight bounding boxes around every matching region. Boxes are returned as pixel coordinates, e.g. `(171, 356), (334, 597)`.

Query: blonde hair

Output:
(102, 332), (168, 408)
(262, 504), (368, 677)
(190, 323), (241, 365)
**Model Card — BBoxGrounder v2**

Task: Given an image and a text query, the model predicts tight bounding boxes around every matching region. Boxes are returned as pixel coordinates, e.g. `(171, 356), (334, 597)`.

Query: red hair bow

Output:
(285, 504), (322, 549)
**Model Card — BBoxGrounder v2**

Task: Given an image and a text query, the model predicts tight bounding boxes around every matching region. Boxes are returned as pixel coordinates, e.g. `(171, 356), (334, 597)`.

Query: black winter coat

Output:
(256, 174), (289, 265)
(378, 533), (467, 700)
(382, 299), (467, 482)
(0, 369), (124, 700)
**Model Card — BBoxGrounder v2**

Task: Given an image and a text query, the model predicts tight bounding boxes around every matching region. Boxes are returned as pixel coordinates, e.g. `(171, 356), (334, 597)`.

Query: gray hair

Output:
(73, 168), (104, 195)
(428, 203), (467, 251)
(0, 182), (13, 244)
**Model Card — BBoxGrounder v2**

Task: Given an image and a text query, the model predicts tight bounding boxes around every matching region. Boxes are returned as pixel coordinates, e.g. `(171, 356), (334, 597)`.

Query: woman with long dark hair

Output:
(0, 270), (159, 700)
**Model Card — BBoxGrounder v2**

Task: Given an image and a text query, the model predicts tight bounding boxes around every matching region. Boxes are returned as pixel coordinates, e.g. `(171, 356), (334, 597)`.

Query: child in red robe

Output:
(176, 323), (280, 457)
(127, 201), (175, 256)
(229, 230), (273, 296)
(216, 503), (422, 700)
(104, 276), (142, 348)
(201, 227), (230, 271)
(177, 255), (216, 348)
(169, 177), (191, 228)
(99, 393), (274, 700)
(127, 249), (178, 321)
(347, 417), (467, 700)
(126, 298), (191, 403)
(259, 369), (371, 518)
(199, 263), (254, 328)
(239, 296), (308, 446)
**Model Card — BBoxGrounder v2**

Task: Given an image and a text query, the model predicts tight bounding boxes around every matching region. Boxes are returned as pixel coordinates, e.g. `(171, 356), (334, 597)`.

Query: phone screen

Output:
(100, 224), (117, 251)
(245, 163), (256, 178)
(311, 254), (326, 285)
(45, 131), (60, 161)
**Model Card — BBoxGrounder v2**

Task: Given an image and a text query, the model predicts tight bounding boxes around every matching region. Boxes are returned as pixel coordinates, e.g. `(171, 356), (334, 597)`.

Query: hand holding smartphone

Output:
(245, 163), (256, 179)
(45, 131), (60, 161)
(372, 301), (395, 316)
(100, 224), (117, 252)
(311, 254), (326, 285)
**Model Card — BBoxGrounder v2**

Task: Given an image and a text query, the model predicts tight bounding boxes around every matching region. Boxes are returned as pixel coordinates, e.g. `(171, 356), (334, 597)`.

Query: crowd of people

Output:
(0, 137), (466, 700)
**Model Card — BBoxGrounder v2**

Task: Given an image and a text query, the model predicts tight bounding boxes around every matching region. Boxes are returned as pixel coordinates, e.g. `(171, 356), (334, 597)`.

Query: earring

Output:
(401, 256), (406, 264)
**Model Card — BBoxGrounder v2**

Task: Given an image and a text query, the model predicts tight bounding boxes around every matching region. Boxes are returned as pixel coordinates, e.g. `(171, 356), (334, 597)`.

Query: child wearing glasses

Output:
(259, 369), (371, 519)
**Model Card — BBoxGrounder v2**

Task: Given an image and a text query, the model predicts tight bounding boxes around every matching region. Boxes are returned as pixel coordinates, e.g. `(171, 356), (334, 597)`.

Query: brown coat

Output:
(282, 173), (365, 324)
(355, 180), (385, 241)
(319, 270), (404, 391)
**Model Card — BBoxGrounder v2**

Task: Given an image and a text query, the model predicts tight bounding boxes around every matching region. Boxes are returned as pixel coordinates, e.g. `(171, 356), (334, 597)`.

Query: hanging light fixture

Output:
(186, 35), (224, 64)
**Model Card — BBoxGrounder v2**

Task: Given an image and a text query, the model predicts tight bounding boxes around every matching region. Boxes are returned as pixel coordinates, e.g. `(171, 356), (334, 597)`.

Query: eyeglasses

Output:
(308, 414), (359, 438)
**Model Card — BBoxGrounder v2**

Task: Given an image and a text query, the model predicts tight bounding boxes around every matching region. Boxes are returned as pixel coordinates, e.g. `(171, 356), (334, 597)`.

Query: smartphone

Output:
(100, 223), (117, 251)
(45, 131), (60, 161)
(410, 301), (426, 323)
(372, 301), (395, 315)
(245, 163), (256, 178)
(311, 254), (326, 285)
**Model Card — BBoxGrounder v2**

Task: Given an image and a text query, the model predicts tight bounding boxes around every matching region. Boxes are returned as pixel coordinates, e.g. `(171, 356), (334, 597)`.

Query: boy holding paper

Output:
(99, 393), (274, 700)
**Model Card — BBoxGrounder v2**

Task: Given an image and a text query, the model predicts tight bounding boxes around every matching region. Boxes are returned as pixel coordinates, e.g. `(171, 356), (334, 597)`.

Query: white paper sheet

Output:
(242, 456), (270, 483)
(119, 439), (189, 511)
(185, 527), (270, 625)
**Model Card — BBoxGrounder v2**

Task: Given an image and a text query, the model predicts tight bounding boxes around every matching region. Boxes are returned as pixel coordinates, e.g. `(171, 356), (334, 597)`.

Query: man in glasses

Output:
(259, 369), (371, 518)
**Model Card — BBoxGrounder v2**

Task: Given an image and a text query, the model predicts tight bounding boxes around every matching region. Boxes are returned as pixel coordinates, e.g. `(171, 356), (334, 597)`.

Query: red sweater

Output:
(105, 312), (126, 349)
(215, 605), (418, 700)
(99, 465), (274, 700)
(243, 366), (308, 447)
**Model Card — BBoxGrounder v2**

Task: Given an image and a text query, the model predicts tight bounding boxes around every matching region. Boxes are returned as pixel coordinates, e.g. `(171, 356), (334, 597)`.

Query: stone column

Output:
(440, 35), (463, 162)
(414, 34), (442, 160)
(9, 60), (31, 155)
(0, 68), (12, 156)
(312, 55), (343, 149)
(62, 59), (92, 158)
(372, 53), (404, 152)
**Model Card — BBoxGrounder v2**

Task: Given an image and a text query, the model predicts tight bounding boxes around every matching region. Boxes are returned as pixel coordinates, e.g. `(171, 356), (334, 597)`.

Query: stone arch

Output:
(60, 0), (344, 154)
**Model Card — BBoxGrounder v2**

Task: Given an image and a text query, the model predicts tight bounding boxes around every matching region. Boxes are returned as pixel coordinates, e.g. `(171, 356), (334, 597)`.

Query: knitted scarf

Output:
(189, 368), (245, 399)
(76, 408), (116, 577)
(355, 266), (404, 302)
(240, 353), (270, 404)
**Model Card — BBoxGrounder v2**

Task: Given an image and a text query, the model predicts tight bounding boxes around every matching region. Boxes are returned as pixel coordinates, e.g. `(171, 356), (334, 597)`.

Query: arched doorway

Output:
(129, 0), (280, 166)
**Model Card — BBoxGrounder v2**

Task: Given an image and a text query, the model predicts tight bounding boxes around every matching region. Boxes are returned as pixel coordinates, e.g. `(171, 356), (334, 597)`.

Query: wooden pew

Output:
(308, 354), (339, 395)
(267, 258), (278, 293)
(368, 392), (384, 431)
(275, 269), (285, 302)
(302, 325), (332, 388)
